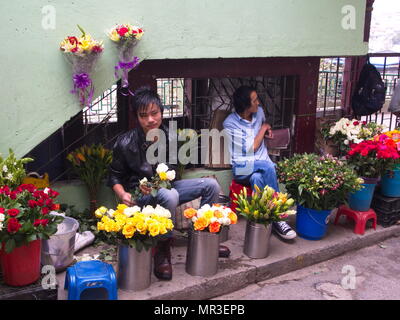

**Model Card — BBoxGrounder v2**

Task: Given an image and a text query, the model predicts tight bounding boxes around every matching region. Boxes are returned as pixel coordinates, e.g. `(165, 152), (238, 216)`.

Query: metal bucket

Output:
(41, 215), (79, 272)
(219, 226), (230, 243)
(186, 230), (219, 276)
(117, 244), (152, 291)
(243, 221), (272, 259)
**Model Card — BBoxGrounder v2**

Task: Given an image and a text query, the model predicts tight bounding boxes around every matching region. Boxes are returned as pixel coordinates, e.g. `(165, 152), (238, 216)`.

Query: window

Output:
(157, 78), (185, 118)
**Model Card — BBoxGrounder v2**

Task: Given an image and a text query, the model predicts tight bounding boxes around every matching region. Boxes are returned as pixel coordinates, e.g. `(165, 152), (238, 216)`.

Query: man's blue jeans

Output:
(136, 178), (220, 238)
(233, 160), (280, 193)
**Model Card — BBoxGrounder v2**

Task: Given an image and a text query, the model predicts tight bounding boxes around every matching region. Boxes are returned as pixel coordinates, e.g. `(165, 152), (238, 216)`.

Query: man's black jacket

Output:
(107, 124), (178, 191)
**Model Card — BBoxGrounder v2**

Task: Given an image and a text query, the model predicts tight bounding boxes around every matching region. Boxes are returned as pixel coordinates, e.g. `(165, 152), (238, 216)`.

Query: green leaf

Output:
(5, 238), (16, 253)
(27, 233), (37, 243)
(136, 240), (143, 252)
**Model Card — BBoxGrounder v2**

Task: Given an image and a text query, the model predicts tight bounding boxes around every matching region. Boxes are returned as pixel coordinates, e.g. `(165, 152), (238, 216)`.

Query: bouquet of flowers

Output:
(95, 204), (174, 252)
(183, 204), (237, 233)
(321, 118), (386, 155)
(234, 185), (295, 225)
(67, 144), (112, 215)
(132, 163), (176, 200)
(0, 149), (33, 189)
(347, 136), (400, 178)
(60, 25), (104, 107)
(0, 184), (63, 253)
(277, 153), (363, 210)
(108, 23), (144, 94)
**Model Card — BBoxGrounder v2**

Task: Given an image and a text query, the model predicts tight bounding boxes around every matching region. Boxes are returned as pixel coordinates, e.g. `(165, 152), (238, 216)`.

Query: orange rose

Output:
(194, 217), (208, 231)
(184, 208), (197, 219)
(209, 221), (221, 233)
(228, 212), (238, 224)
(214, 210), (224, 218)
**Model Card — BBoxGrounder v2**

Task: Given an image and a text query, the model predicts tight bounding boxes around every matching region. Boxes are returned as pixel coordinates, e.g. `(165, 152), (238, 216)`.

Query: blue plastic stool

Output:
(64, 260), (118, 300)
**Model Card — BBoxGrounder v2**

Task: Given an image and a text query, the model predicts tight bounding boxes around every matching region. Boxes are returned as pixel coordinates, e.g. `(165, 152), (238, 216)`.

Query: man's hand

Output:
(118, 191), (136, 206)
(139, 183), (152, 195)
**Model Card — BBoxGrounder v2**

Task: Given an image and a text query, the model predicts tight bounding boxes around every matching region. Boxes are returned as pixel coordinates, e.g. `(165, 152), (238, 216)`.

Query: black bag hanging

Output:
(351, 58), (387, 116)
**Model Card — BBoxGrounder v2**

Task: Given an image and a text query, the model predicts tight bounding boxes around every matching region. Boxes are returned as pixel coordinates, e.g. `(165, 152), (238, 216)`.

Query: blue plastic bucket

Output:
(348, 182), (377, 211)
(296, 205), (331, 240)
(381, 169), (400, 197)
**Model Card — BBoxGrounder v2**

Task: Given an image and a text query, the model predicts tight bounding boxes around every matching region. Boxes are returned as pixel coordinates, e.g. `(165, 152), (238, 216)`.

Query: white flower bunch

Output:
(0, 213), (4, 231)
(123, 205), (141, 217)
(191, 204), (234, 226)
(156, 163), (176, 181)
(329, 118), (363, 144)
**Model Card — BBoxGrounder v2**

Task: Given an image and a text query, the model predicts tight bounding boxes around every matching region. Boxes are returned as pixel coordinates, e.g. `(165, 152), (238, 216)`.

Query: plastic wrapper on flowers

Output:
(108, 23), (144, 96)
(60, 26), (104, 108)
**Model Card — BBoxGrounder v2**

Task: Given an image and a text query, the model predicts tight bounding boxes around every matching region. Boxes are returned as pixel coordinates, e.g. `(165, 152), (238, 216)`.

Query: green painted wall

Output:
(0, 0), (367, 158)
(53, 169), (234, 213)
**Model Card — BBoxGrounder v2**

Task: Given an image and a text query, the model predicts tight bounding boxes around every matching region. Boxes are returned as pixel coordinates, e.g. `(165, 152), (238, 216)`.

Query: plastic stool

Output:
(229, 180), (253, 213)
(64, 260), (118, 300)
(334, 205), (377, 235)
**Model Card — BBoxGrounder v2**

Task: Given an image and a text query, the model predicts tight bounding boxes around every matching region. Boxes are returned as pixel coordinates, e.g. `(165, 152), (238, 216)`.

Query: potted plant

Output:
(183, 204), (237, 276)
(0, 184), (63, 286)
(67, 144), (112, 216)
(234, 185), (295, 258)
(347, 136), (400, 209)
(277, 153), (363, 240)
(376, 130), (400, 197)
(95, 203), (174, 291)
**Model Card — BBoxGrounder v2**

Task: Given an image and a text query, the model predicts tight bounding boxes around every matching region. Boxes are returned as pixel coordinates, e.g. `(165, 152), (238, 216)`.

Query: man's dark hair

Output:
(131, 86), (164, 115)
(232, 85), (256, 114)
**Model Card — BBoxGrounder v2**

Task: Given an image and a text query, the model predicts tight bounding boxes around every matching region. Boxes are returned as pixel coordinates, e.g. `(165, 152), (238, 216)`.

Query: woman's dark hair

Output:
(131, 86), (164, 115)
(232, 85), (256, 114)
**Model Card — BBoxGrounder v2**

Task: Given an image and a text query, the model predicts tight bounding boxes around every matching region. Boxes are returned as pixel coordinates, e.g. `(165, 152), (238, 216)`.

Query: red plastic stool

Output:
(334, 205), (377, 235)
(229, 180), (252, 213)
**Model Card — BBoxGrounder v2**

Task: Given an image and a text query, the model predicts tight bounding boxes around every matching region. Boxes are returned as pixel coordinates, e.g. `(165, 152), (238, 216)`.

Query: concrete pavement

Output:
(57, 212), (400, 300)
(213, 236), (400, 300)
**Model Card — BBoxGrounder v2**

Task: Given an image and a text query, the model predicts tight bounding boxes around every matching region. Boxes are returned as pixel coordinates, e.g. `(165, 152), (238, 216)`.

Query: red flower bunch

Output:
(0, 184), (64, 253)
(347, 138), (399, 178)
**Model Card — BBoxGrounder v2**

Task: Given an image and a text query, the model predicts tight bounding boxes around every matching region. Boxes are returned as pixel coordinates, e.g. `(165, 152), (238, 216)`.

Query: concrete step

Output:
(57, 214), (400, 300)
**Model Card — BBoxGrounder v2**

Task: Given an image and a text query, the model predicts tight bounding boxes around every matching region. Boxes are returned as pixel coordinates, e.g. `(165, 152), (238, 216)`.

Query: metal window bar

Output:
(317, 57), (345, 116)
(157, 78), (184, 118)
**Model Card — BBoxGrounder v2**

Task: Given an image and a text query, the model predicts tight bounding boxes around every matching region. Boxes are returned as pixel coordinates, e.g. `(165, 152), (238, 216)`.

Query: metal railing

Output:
(317, 54), (400, 131)
(24, 85), (123, 183)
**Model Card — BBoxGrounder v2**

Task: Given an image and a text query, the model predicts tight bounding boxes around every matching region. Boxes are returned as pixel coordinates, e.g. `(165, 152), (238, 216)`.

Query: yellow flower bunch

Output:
(234, 185), (296, 225)
(60, 26), (104, 55)
(381, 130), (400, 142)
(183, 204), (237, 233)
(96, 204), (174, 239)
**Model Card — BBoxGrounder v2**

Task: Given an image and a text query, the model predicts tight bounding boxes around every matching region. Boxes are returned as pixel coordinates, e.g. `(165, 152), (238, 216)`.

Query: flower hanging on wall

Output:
(60, 25), (104, 108)
(108, 23), (144, 95)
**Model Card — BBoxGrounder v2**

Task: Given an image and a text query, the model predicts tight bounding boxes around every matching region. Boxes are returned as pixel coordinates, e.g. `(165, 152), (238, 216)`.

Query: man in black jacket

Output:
(108, 87), (230, 281)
